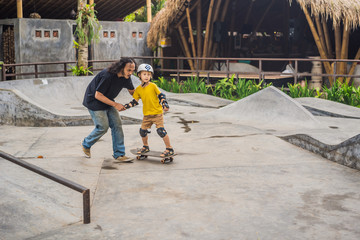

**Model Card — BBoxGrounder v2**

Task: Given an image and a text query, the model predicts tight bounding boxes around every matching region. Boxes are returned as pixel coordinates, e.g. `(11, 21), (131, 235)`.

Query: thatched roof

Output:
(147, 0), (188, 49)
(147, 0), (360, 48)
(293, 0), (360, 29)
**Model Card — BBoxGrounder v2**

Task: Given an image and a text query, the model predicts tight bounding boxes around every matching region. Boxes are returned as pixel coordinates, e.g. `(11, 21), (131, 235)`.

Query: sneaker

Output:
(114, 155), (133, 162)
(82, 145), (91, 158)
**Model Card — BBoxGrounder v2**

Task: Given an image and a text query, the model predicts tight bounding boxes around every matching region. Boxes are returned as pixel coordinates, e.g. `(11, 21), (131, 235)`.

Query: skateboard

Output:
(130, 149), (176, 164)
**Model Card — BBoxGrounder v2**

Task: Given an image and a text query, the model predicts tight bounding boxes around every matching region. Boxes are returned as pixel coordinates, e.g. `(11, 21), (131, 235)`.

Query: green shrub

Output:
(69, 65), (93, 76)
(286, 81), (316, 98)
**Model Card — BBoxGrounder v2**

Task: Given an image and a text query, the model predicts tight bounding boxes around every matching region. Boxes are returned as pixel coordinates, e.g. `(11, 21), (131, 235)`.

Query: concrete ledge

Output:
(280, 134), (360, 170)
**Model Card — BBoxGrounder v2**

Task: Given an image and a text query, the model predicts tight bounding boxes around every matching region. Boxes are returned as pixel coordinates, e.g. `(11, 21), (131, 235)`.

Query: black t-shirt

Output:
(83, 69), (134, 111)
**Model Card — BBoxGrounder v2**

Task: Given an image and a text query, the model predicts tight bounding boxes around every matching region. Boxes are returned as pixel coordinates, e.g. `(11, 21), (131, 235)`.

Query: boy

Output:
(124, 63), (174, 158)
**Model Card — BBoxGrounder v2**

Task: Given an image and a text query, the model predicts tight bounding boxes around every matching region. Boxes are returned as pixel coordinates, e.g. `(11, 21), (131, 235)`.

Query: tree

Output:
(74, 2), (101, 75)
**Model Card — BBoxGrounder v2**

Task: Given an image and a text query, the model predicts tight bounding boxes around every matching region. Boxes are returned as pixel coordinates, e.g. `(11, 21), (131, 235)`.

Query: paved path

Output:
(1, 77), (360, 239)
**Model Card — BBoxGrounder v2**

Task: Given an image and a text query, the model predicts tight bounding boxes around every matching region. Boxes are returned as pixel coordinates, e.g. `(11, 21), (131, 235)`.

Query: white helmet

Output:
(137, 63), (154, 74)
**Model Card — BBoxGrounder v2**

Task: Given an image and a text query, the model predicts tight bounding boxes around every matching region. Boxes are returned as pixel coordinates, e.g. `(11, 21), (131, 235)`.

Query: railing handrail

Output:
(1, 57), (360, 83)
(0, 150), (90, 224)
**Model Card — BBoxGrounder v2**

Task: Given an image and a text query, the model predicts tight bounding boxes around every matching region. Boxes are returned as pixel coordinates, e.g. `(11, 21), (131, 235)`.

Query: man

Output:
(82, 57), (136, 162)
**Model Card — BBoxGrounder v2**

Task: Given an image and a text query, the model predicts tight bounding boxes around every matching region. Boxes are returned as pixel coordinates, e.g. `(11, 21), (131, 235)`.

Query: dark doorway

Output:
(2, 25), (15, 80)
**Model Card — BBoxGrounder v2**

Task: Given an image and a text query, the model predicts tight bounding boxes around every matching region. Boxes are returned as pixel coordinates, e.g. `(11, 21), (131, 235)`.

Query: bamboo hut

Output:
(147, 0), (360, 86)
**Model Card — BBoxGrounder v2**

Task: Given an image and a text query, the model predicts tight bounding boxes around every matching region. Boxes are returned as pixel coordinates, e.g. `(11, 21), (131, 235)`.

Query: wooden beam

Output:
(202, 0), (215, 69)
(147, 0), (152, 22)
(302, 6), (333, 85)
(186, 7), (197, 58)
(196, 0), (202, 67)
(253, 0), (276, 34)
(346, 47), (360, 84)
(16, 0), (23, 18)
(322, 17), (333, 59)
(178, 25), (195, 70)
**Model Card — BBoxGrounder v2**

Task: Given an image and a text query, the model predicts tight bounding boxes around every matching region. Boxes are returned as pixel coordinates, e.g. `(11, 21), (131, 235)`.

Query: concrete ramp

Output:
(0, 76), (142, 126)
(199, 86), (321, 130)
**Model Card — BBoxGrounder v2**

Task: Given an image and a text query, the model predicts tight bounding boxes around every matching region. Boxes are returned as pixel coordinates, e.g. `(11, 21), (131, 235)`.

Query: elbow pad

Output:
(125, 99), (138, 109)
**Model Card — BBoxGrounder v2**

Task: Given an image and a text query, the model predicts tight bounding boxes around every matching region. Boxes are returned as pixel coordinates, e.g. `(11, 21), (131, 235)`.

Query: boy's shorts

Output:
(141, 114), (164, 129)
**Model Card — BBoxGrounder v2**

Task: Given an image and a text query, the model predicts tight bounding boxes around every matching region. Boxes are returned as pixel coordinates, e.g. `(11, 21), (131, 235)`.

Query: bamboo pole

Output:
(346, 47), (360, 84)
(186, 7), (197, 58)
(334, 25), (342, 74)
(175, 1), (200, 29)
(178, 25), (195, 70)
(315, 16), (328, 58)
(16, 0), (23, 18)
(322, 18), (333, 59)
(302, 7), (333, 85)
(210, 0), (231, 59)
(339, 19), (350, 82)
(206, 0), (223, 61)
(202, 0), (215, 69)
(147, 0), (152, 22)
(196, 0), (202, 68)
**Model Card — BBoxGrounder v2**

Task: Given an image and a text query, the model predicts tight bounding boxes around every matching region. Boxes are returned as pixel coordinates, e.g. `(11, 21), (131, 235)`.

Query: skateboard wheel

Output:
(136, 156), (141, 160)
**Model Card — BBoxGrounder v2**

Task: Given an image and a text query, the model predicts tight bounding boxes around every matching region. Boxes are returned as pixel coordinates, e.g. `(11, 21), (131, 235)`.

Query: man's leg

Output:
(82, 109), (109, 151)
(107, 107), (125, 159)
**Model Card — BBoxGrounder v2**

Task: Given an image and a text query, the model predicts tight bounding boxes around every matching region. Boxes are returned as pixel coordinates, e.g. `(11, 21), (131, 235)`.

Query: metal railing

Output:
(0, 150), (91, 224)
(1, 56), (360, 84)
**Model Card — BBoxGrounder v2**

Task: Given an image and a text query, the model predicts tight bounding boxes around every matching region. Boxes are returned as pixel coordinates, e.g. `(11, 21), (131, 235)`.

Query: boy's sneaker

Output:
(82, 145), (91, 158)
(160, 148), (174, 158)
(137, 146), (150, 154)
(114, 155), (133, 162)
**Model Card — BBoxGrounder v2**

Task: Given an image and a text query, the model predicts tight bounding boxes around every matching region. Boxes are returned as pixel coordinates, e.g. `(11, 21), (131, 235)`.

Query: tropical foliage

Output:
(124, 0), (166, 22)
(153, 75), (272, 101)
(74, 3), (101, 75)
(153, 76), (360, 108)
(283, 80), (360, 107)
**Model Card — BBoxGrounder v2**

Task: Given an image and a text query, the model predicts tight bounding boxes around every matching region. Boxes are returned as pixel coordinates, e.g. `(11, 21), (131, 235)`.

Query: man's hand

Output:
(114, 102), (126, 111)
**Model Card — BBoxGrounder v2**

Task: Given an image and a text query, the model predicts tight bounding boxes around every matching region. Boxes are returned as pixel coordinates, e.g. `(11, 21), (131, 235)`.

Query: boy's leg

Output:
(138, 116), (152, 153)
(162, 135), (172, 149)
(107, 107), (126, 159)
(154, 114), (174, 156)
(82, 109), (109, 151)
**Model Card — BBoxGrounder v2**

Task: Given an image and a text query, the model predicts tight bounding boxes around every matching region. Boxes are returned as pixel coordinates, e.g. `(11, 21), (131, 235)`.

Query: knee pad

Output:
(139, 128), (149, 137)
(157, 127), (167, 138)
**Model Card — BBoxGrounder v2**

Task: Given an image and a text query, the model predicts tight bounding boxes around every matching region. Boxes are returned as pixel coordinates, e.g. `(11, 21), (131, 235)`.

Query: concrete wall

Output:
(0, 19), (151, 80)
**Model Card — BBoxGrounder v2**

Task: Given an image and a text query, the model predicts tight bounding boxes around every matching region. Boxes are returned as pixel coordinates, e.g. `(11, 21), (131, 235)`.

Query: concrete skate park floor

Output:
(1, 77), (360, 239)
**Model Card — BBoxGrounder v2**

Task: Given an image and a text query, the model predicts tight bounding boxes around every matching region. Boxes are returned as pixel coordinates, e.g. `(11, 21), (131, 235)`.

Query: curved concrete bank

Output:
(281, 133), (360, 170)
(199, 86), (321, 130)
(0, 76), (143, 127)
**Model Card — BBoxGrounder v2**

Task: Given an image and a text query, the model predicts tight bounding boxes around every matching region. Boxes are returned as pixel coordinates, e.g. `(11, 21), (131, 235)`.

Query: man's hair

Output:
(108, 57), (136, 74)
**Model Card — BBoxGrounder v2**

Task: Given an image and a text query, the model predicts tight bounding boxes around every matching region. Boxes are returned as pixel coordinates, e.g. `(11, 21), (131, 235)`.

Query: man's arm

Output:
(128, 89), (135, 95)
(95, 91), (125, 111)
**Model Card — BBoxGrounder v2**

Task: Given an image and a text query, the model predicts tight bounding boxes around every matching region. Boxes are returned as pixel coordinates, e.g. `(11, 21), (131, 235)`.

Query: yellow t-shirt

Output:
(133, 82), (163, 116)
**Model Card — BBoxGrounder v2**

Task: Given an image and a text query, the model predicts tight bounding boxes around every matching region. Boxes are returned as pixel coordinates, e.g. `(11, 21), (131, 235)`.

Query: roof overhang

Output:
(0, 0), (146, 21)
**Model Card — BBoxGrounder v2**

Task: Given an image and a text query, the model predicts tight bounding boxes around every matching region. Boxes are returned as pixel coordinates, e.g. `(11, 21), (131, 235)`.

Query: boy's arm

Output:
(158, 93), (169, 110)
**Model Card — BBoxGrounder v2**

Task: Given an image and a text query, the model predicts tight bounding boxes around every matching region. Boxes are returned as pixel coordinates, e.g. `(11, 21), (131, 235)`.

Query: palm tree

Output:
(74, 2), (101, 75)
